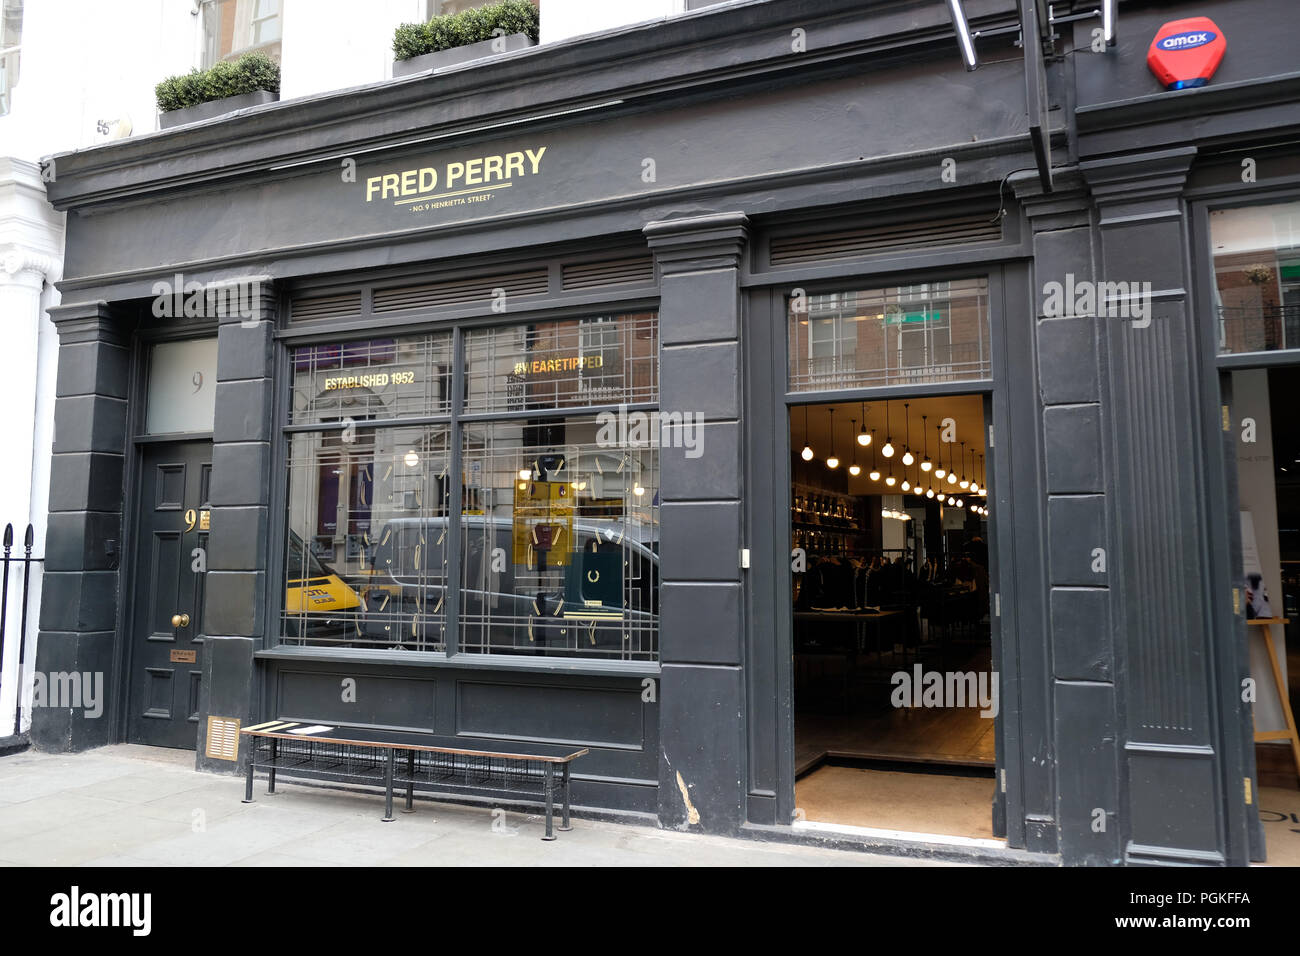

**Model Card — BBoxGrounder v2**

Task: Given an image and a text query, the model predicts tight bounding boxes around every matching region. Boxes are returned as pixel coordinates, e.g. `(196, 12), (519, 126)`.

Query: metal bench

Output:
(239, 721), (588, 840)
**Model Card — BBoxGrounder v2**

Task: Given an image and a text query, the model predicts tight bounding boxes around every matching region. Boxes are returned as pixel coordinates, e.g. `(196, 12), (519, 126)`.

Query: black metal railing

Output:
(1, 523), (43, 737)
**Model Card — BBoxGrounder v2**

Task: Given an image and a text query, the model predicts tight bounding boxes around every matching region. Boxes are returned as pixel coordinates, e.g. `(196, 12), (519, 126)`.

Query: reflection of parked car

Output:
(284, 530), (362, 641)
(363, 516), (658, 656)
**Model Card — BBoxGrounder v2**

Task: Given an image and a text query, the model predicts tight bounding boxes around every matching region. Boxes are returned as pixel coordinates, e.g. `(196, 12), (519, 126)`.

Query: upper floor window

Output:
(201, 0), (281, 68)
(427, 0), (506, 15)
(0, 0), (22, 117)
(1212, 200), (1300, 355)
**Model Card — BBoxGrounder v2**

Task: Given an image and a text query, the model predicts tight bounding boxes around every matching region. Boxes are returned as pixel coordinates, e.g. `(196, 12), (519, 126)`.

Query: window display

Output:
(281, 316), (660, 659)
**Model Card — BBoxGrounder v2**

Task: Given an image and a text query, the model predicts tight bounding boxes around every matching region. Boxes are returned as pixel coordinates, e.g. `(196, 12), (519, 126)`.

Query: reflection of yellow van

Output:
(285, 531), (361, 616)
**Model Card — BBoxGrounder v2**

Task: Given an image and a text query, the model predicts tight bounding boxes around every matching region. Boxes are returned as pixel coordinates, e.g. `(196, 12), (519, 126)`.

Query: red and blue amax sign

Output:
(1147, 16), (1226, 90)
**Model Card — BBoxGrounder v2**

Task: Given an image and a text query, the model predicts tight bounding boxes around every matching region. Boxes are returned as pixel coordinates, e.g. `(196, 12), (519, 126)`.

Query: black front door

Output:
(127, 441), (212, 748)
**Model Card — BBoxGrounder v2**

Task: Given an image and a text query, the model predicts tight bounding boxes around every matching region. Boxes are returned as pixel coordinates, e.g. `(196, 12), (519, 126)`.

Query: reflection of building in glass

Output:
(1212, 202), (1300, 354)
(788, 279), (990, 391)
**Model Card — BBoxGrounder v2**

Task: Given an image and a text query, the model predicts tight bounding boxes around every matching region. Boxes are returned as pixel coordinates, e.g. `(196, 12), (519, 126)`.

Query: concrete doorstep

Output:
(0, 745), (961, 867)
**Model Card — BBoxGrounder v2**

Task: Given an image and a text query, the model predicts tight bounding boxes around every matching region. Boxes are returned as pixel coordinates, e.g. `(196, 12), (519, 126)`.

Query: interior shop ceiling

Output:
(791, 394), (987, 464)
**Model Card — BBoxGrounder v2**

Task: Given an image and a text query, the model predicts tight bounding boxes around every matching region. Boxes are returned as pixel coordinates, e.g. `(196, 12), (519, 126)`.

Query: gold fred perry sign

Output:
(366, 147), (548, 203)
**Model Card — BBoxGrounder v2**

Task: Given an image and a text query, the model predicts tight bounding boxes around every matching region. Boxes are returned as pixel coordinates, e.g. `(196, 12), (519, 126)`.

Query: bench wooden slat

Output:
(240, 725), (589, 763)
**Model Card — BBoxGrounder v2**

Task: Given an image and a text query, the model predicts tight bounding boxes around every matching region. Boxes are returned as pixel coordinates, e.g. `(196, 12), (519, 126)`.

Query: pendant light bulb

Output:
(902, 479), (911, 492)
(801, 445), (814, 461)
(926, 488), (935, 499)
(857, 402), (870, 446)
(885, 475), (896, 487)
(825, 408), (838, 468)
(868, 429), (880, 480)
(799, 405), (813, 460)
(881, 400), (894, 457)
(901, 402), (914, 465)
(848, 417), (861, 475)
(870, 468), (881, 481)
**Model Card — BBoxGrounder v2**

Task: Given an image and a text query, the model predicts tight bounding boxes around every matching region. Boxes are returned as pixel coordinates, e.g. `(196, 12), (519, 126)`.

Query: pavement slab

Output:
(0, 744), (961, 867)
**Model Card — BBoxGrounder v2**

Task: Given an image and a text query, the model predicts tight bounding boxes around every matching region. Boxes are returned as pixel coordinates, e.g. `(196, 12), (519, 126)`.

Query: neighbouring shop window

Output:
(788, 277), (991, 391)
(144, 338), (218, 434)
(201, 0), (281, 67)
(281, 314), (660, 660)
(1211, 200), (1300, 354)
(0, 0), (22, 116)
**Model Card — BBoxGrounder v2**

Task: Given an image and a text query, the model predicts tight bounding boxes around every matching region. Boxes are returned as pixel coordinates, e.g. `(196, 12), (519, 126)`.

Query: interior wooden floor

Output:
(795, 641), (996, 775)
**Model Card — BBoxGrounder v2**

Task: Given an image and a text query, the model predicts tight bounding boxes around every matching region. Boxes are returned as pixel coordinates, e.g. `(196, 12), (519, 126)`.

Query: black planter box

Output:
(393, 33), (535, 77)
(159, 90), (280, 130)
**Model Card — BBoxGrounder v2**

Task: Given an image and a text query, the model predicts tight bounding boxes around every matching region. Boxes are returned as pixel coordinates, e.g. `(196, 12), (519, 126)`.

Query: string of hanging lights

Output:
(798, 403), (991, 518)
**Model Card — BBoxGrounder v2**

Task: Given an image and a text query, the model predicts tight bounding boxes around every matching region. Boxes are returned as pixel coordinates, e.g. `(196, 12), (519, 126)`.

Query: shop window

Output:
(281, 313), (659, 661)
(464, 311), (657, 414)
(1212, 200), (1300, 354)
(201, 0), (282, 67)
(0, 0), (21, 117)
(283, 424), (452, 649)
(460, 416), (658, 661)
(289, 333), (452, 425)
(788, 277), (990, 392)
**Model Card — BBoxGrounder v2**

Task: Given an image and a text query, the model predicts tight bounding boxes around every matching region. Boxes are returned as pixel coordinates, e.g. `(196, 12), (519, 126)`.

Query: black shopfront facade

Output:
(33, 0), (1300, 866)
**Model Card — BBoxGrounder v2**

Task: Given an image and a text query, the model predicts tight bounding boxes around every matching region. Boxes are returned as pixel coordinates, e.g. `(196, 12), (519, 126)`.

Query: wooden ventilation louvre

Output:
(289, 290), (363, 322)
(769, 213), (1002, 267)
(372, 269), (549, 313)
(561, 255), (655, 291)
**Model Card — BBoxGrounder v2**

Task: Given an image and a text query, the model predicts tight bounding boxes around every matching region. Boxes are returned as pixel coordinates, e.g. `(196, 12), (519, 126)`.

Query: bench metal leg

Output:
(559, 763), (572, 831)
(542, 763), (556, 841)
(402, 750), (416, 813)
(382, 748), (396, 822)
(242, 743), (255, 803)
(267, 738), (277, 794)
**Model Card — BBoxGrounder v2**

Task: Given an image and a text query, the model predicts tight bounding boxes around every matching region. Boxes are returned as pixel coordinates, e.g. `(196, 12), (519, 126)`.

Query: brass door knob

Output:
(171, 613), (191, 628)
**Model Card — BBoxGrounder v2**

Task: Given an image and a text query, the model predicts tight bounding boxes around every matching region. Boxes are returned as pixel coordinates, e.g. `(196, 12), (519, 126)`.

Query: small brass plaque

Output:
(170, 649), (197, 663)
(205, 716), (241, 761)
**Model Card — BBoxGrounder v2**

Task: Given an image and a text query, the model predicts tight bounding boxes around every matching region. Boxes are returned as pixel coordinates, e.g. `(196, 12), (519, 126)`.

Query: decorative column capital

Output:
(1080, 147), (1196, 219)
(1, 248), (62, 286)
(46, 299), (129, 346)
(1010, 166), (1092, 230)
(644, 212), (749, 275)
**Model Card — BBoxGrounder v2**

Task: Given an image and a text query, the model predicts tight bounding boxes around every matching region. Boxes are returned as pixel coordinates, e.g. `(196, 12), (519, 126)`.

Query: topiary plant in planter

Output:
(155, 51), (281, 128)
(393, 0), (540, 77)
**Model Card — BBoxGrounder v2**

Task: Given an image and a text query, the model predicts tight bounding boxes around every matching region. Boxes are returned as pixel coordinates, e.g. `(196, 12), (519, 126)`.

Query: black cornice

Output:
(42, 0), (1019, 211)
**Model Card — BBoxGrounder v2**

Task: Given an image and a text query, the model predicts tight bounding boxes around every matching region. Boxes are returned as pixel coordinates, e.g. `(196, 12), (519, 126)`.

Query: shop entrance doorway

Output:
(788, 394), (1000, 840)
(125, 440), (212, 748)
